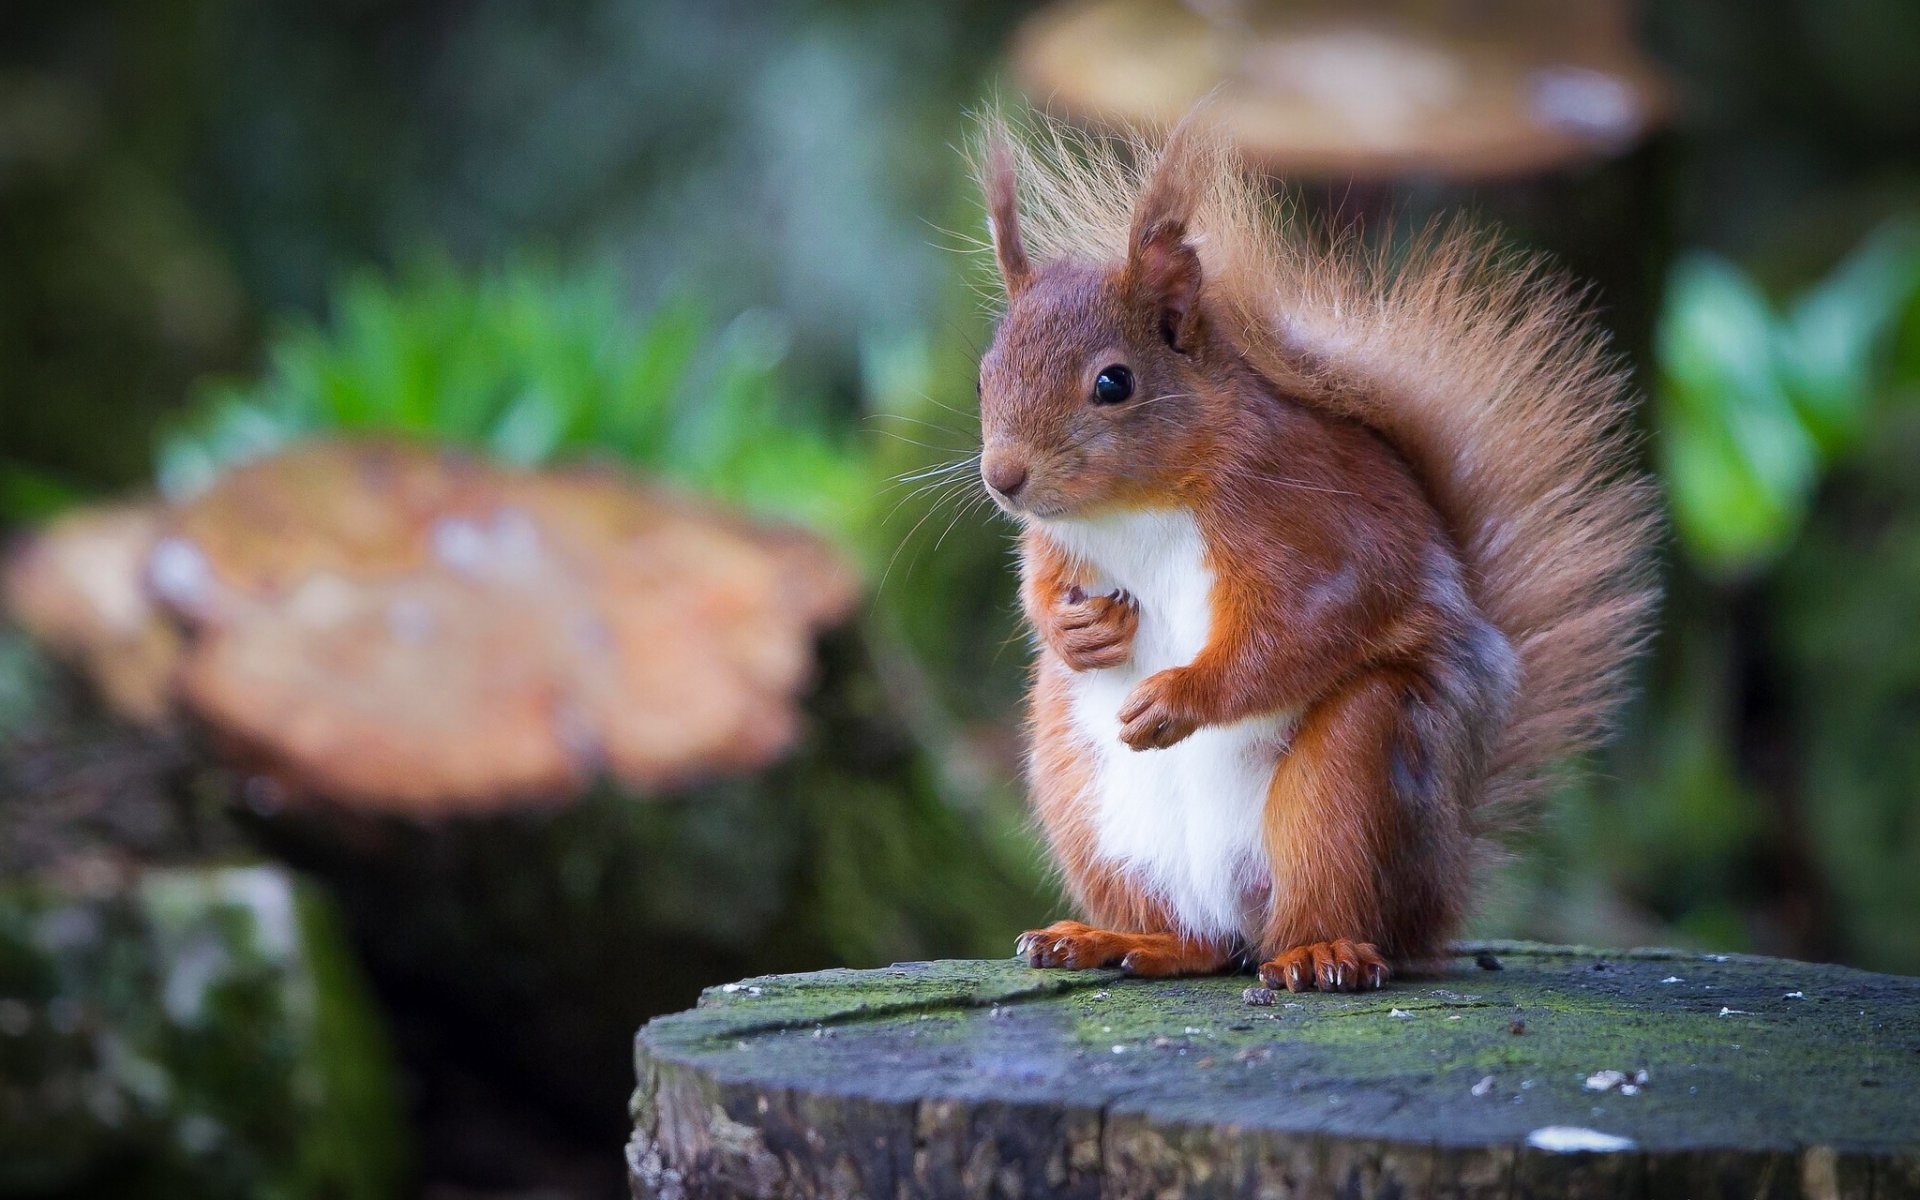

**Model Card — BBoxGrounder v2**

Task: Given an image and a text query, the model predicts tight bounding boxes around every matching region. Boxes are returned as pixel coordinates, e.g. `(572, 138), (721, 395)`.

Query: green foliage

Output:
(1527, 219), (1920, 970)
(1771, 406), (1920, 970)
(158, 262), (876, 539)
(0, 461), (83, 526)
(1656, 222), (1920, 577)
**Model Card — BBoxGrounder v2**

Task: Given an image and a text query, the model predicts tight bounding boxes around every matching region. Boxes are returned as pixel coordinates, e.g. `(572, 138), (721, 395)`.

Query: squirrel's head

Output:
(975, 126), (1232, 521)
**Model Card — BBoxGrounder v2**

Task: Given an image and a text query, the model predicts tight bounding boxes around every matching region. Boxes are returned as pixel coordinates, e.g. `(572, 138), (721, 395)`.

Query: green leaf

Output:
(1778, 221), (1920, 452)
(488, 388), (567, 466)
(1656, 222), (1920, 578)
(1656, 254), (1820, 576)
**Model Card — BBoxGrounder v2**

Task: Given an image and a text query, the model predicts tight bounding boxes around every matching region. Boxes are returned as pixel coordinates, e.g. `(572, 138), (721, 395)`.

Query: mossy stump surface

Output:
(629, 943), (1920, 1199)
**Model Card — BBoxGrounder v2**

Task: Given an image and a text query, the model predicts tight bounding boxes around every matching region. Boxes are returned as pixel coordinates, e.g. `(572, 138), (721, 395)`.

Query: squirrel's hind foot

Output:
(1258, 940), (1391, 993)
(1015, 921), (1229, 976)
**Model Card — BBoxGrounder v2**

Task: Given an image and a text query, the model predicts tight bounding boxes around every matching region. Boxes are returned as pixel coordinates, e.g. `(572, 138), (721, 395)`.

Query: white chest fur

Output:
(1041, 509), (1294, 941)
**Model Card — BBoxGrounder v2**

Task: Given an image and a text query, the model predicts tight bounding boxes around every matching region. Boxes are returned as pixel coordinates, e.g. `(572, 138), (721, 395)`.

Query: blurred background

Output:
(2, 0), (1918, 1197)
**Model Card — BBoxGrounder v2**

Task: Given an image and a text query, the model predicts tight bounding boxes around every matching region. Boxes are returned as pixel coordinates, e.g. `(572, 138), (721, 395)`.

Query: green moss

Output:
(654, 960), (1121, 1050)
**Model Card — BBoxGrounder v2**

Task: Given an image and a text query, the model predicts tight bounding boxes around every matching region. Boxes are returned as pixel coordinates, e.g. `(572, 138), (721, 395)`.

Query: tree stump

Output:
(1, 441), (1047, 1186)
(629, 944), (1920, 1199)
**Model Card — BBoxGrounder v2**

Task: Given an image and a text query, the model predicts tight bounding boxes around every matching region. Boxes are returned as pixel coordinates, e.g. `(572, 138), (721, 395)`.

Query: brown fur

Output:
(973, 111), (1659, 988)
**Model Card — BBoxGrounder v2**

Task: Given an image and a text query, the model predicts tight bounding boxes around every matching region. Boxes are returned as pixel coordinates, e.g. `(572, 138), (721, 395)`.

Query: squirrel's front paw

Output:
(1117, 668), (1200, 750)
(1045, 586), (1138, 671)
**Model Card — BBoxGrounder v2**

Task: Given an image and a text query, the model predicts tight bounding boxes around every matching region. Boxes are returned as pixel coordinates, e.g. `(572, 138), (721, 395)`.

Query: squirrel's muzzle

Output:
(982, 451), (1030, 501)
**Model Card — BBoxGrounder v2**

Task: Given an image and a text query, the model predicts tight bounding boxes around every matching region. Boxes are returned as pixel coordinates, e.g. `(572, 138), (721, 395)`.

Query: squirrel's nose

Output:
(982, 453), (1029, 498)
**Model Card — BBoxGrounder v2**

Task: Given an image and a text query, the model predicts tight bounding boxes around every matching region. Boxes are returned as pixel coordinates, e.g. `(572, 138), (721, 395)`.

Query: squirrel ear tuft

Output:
(1127, 118), (1211, 352)
(984, 138), (1033, 300)
(1131, 218), (1203, 352)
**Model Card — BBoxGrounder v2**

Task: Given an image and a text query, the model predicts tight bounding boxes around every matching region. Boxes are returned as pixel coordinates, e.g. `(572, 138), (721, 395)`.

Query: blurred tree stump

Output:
(3, 440), (1044, 1158)
(6, 440), (861, 807)
(0, 861), (405, 1200)
(1013, 0), (1670, 183)
(629, 945), (1920, 1199)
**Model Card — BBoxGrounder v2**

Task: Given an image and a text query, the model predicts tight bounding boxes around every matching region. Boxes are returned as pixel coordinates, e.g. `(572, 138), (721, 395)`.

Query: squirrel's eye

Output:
(1092, 364), (1134, 405)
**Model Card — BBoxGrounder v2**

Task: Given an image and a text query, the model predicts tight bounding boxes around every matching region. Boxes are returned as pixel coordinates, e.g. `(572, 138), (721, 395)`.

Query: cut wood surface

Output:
(2, 440), (859, 813)
(629, 943), (1920, 1199)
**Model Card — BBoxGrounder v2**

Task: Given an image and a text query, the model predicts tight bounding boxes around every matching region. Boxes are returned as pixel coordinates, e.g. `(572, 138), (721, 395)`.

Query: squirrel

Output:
(973, 114), (1658, 993)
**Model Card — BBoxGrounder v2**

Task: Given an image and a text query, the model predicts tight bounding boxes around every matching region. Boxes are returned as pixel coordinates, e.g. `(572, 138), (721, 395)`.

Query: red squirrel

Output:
(975, 116), (1658, 992)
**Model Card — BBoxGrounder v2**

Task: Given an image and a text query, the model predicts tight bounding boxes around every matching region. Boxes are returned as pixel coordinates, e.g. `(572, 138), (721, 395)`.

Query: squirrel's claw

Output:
(1258, 941), (1391, 993)
(1016, 920), (1111, 969)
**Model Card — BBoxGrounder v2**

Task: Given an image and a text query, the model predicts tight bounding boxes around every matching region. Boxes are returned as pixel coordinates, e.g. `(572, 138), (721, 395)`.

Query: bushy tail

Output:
(984, 113), (1661, 828)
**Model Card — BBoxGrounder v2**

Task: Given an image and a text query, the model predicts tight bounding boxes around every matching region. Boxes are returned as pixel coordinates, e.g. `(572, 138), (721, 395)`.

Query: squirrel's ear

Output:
(1129, 218), (1202, 353)
(984, 139), (1033, 300)
(1127, 121), (1209, 353)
